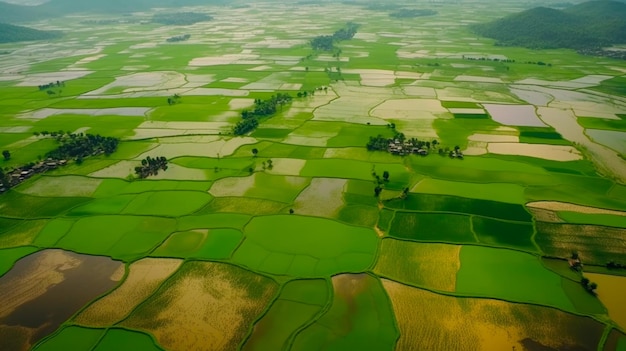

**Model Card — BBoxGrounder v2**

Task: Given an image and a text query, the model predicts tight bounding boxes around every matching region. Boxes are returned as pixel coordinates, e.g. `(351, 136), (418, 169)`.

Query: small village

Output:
(0, 158), (68, 193)
(367, 134), (465, 159)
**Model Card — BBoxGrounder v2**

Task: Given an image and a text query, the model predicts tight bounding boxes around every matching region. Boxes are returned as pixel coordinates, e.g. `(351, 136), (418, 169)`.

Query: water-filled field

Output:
(0, 0), (625, 350)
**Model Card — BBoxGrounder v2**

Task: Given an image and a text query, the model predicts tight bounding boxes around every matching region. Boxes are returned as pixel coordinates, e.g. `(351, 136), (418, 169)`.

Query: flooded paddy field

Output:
(0, 0), (625, 350)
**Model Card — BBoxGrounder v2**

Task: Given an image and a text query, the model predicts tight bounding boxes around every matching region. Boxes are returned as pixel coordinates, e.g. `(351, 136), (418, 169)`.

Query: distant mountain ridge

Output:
(0, 0), (227, 23)
(0, 22), (61, 43)
(472, 0), (626, 50)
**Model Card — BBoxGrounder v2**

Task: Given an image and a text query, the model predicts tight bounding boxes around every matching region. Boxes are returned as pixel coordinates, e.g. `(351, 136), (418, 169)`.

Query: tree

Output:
(383, 171), (390, 182)
(266, 159), (273, 169)
(374, 185), (383, 197)
(589, 282), (598, 292)
(2, 150), (10, 161)
(571, 251), (579, 260)
(581, 277), (590, 287)
(252, 148), (258, 157)
(289, 208), (294, 214)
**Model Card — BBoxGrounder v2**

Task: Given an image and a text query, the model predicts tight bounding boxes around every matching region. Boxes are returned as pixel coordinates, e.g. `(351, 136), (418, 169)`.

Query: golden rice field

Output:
(121, 262), (278, 351)
(373, 238), (460, 292)
(75, 258), (182, 326)
(382, 279), (605, 351)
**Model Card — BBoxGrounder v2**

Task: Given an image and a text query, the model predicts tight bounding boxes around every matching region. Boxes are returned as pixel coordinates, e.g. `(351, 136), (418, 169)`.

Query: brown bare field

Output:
(383, 279), (604, 351)
(75, 258), (182, 326)
(121, 261), (278, 351)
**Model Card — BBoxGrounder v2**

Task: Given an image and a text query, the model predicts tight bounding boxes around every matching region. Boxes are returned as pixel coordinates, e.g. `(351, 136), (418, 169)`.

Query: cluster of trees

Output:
(296, 87), (327, 98)
(167, 94), (181, 105)
(2, 150), (10, 161)
(462, 55), (553, 68)
(43, 132), (119, 161)
(389, 9), (437, 18)
(233, 118), (258, 136)
(0, 22), (61, 44)
(371, 168), (410, 198)
(38, 81), (65, 91)
(580, 277), (598, 295)
(607, 261), (626, 270)
(135, 156), (168, 178)
(310, 22), (359, 51)
(235, 94), (292, 135)
(166, 34), (191, 43)
(152, 12), (213, 25)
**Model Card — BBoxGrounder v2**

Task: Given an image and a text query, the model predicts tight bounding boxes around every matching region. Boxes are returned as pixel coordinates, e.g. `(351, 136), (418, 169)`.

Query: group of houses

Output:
(387, 139), (429, 156)
(386, 139), (464, 159)
(0, 159), (67, 193)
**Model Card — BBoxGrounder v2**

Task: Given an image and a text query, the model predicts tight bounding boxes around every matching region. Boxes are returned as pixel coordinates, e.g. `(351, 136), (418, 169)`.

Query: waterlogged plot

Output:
(374, 238), (460, 292)
(483, 104), (547, 127)
(383, 280), (605, 351)
(292, 274), (398, 351)
(75, 258), (182, 327)
(487, 142), (582, 161)
(18, 176), (102, 197)
(122, 261), (278, 351)
(293, 178), (346, 218)
(243, 279), (329, 351)
(233, 215), (378, 276)
(456, 246), (575, 311)
(210, 173), (310, 203)
(0, 250), (122, 351)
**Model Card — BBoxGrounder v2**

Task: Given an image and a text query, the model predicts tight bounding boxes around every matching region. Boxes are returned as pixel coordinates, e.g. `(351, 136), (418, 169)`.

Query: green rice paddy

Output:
(0, 1), (625, 350)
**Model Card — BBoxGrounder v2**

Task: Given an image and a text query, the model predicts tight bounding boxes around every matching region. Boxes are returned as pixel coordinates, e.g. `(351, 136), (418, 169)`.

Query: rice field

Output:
(121, 261), (278, 351)
(1, 0), (625, 350)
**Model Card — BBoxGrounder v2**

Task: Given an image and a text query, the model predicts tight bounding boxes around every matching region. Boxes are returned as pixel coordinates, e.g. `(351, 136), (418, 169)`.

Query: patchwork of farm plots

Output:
(1, 1), (626, 350)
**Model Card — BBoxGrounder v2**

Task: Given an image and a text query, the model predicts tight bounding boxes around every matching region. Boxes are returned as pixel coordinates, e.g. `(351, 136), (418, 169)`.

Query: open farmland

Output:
(0, 0), (625, 350)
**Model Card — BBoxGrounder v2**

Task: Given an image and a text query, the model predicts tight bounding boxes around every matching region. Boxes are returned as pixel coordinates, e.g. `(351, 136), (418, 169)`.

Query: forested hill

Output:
(472, 0), (626, 50)
(0, 22), (61, 43)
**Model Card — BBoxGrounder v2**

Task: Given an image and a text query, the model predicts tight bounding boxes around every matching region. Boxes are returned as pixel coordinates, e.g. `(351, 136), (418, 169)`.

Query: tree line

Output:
(42, 132), (119, 161)
(310, 22), (359, 51)
(152, 12), (213, 25)
(166, 34), (191, 43)
(234, 93), (292, 135)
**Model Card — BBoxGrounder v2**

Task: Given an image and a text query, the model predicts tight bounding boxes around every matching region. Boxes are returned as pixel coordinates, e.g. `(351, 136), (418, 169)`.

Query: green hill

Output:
(0, 22), (61, 43)
(472, 0), (626, 50)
